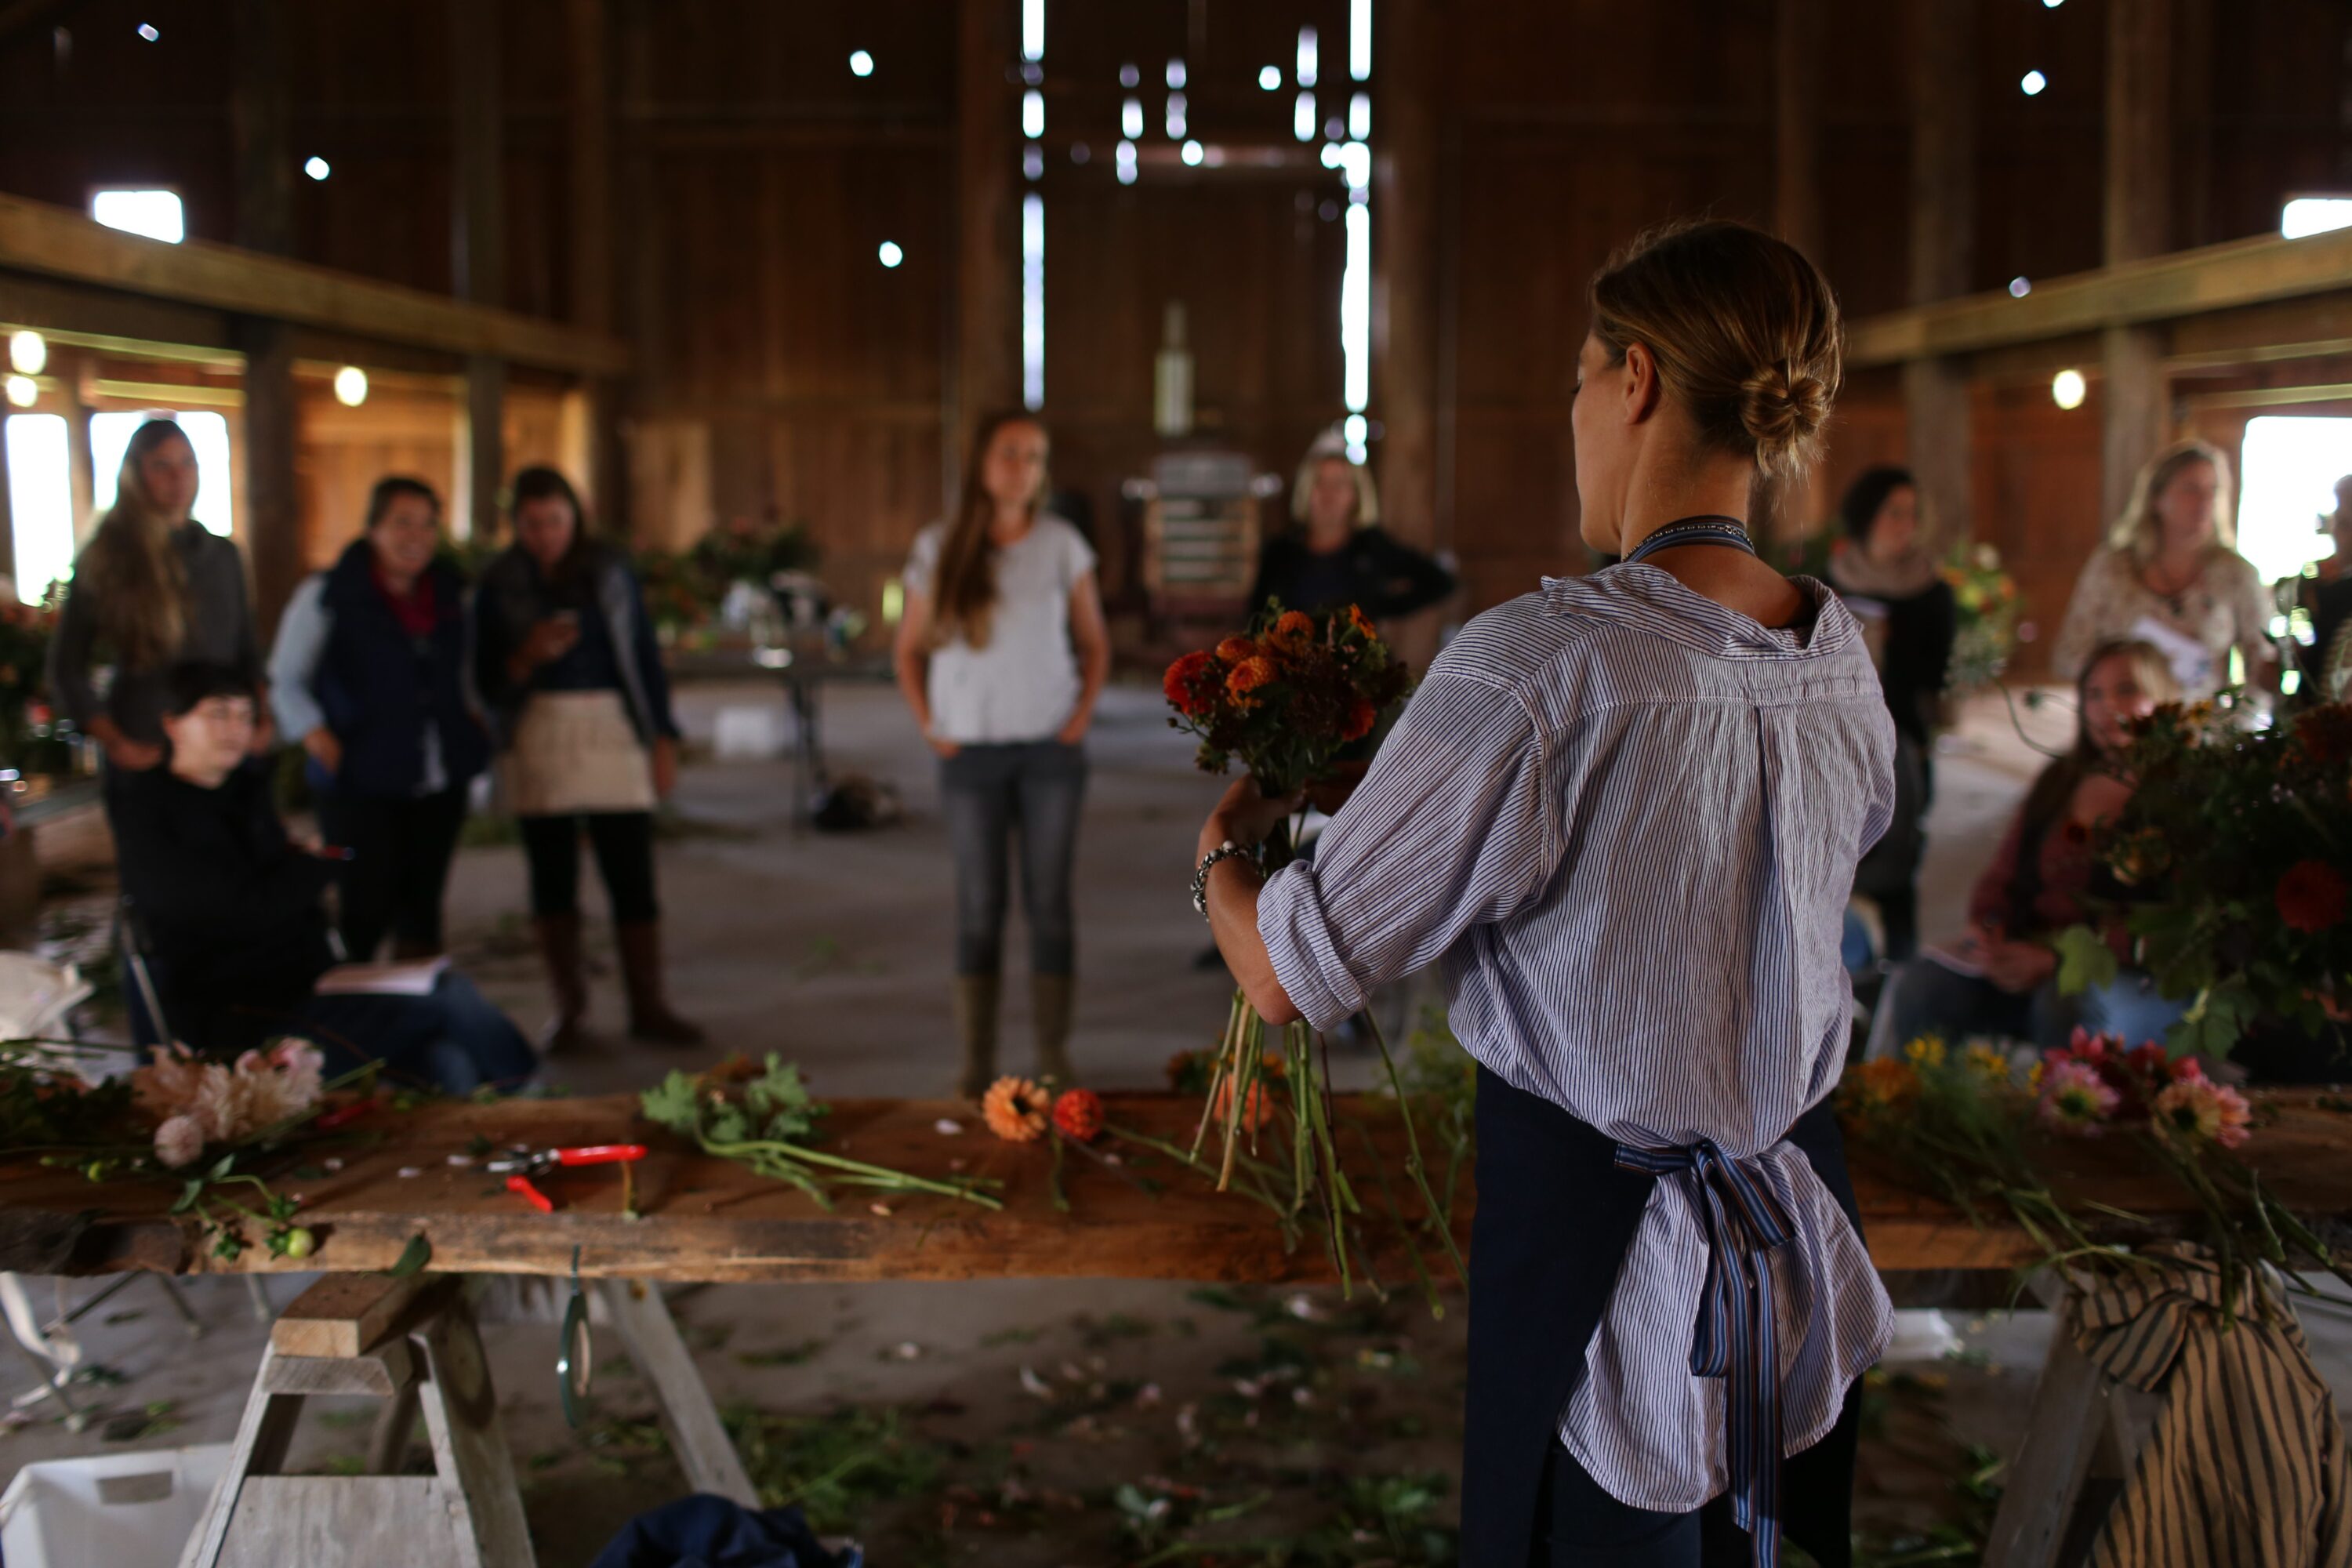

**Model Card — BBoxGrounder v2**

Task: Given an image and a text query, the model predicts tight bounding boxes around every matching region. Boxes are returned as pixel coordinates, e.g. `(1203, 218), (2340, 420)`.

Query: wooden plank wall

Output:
(1, 0), (2347, 655)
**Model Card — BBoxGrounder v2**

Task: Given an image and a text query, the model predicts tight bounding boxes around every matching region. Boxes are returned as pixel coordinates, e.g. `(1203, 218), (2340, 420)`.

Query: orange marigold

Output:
(1225, 656), (1277, 707)
(1345, 604), (1377, 641)
(1051, 1087), (1105, 1142)
(1269, 610), (1316, 649)
(981, 1076), (1051, 1142)
(1215, 636), (1260, 665)
(1163, 650), (1221, 718)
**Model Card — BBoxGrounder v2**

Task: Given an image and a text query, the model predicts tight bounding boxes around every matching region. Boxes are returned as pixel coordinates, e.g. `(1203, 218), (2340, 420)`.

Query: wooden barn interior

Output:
(2, 0), (2344, 666)
(1, 3), (2350, 1565)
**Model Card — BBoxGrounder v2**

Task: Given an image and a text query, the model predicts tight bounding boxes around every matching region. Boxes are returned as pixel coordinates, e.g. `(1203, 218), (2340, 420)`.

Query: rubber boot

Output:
(532, 913), (589, 1054)
(617, 920), (705, 1046)
(1032, 973), (1076, 1087)
(953, 975), (1000, 1100)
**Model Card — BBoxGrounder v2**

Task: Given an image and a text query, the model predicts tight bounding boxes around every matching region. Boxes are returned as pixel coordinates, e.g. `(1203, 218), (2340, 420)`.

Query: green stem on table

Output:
(1049, 1134), (1070, 1215)
(1360, 1010), (1467, 1289)
(1351, 1120), (1445, 1319)
(1192, 989), (1249, 1160)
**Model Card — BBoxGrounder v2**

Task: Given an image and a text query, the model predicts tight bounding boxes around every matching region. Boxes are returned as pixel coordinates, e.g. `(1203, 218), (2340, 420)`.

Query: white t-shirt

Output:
(903, 515), (1096, 745)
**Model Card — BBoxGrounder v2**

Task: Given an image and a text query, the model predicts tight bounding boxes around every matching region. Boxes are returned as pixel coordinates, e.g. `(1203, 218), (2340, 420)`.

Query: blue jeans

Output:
(1879, 958), (2187, 1057)
(938, 741), (1087, 976)
(238, 972), (537, 1094)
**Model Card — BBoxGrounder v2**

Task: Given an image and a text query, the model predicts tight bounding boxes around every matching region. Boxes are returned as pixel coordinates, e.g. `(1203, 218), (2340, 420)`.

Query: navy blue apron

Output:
(1461, 1067), (1867, 1566)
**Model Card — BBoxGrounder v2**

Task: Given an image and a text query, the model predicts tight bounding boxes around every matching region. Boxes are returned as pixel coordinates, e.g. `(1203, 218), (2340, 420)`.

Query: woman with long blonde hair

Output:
(49, 417), (266, 776)
(894, 412), (1109, 1099)
(2052, 437), (2274, 696)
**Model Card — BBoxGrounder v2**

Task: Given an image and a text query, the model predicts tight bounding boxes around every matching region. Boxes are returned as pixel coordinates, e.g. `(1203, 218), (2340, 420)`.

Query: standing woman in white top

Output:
(895, 414), (1111, 1098)
(1195, 222), (1893, 1565)
(2051, 438), (2275, 699)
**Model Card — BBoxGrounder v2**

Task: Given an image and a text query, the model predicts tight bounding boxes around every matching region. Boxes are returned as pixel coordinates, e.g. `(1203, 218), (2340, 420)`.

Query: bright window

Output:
(2281, 198), (2352, 240)
(89, 189), (184, 244)
(4, 416), (75, 601)
(91, 410), (235, 537)
(2237, 415), (2352, 583)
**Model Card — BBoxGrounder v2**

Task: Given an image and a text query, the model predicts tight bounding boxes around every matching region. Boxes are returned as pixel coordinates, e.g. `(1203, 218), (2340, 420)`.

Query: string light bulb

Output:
(7, 331), (45, 376)
(332, 366), (368, 407)
(2051, 368), (2087, 410)
(5, 376), (36, 409)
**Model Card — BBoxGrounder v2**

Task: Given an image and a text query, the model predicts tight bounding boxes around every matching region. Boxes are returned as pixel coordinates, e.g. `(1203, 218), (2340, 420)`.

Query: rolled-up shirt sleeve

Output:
(1256, 670), (1562, 1030)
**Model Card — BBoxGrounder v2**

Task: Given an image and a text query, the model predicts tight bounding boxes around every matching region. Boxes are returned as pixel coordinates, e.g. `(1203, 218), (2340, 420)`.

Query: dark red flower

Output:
(1341, 699), (1377, 742)
(1163, 651), (1221, 717)
(2278, 859), (2348, 935)
(1051, 1087), (1104, 1143)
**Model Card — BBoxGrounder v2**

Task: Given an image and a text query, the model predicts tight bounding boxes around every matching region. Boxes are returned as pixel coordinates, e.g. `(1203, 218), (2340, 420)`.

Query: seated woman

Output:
(109, 662), (536, 1093)
(1876, 637), (2185, 1054)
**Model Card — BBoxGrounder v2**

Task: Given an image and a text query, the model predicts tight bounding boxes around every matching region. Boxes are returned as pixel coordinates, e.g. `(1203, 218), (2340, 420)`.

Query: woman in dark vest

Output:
(473, 466), (701, 1051)
(270, 477), (488, 962)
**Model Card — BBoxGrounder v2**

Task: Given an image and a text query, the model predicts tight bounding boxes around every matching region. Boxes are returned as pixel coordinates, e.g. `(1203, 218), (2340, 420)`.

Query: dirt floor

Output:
(6, 674), (2327, 1566)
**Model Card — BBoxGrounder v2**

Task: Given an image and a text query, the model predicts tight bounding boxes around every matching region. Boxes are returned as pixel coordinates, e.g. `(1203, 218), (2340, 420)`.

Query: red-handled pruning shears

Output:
(488, 1144), (646, 1213)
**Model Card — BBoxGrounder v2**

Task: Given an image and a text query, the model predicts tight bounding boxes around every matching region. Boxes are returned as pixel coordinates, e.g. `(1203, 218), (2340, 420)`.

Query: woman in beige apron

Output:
(473, 466), (702, 1051)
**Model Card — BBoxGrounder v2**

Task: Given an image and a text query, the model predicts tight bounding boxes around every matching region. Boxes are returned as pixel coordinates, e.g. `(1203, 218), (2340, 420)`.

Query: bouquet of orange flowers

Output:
(1163, 605), (1462, 1310)
(1163, 601), (1410, 803)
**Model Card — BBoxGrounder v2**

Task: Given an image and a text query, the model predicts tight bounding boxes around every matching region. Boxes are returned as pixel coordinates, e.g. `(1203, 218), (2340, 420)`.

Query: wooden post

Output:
(1374, 0), (1447, 665)
(230, 0), (292, 256)
(239, 318), (302, 638)
(1773, 0), (1824, 263)
(453, 0), (507, 543)
(0, 396), (16, 586)
(2101, 0), (2173, 525)
(458, 357), (506, 546)
(568, 0), (625, 535)
(954, 0), (1021, 471)
(62, 353), (93, 546)
(1904, 0), (1976, 552)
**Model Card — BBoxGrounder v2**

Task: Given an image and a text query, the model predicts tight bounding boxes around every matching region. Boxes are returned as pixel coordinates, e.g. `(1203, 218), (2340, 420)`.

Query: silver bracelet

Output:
(1191, 840), (1257, 916)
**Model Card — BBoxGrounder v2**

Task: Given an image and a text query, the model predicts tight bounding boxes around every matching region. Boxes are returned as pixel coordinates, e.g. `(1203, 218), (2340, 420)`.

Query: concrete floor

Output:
(2, 673), (2336, 1564)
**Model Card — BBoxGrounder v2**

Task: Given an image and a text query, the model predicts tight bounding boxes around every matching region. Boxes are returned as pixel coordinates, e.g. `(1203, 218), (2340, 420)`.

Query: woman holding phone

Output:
(474, 466), (701, 1051)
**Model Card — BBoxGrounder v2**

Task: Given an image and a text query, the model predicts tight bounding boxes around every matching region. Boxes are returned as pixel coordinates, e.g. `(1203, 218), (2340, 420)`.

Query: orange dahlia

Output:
(1269, 610), (1316, 650)
(981, 1076), (1051, 1142)
(1051, 1087), (1105, 1142)
(1215, 636), (1259, 665)
(1225, 657), (1277, 707)
(1341, 699), (1377, 742)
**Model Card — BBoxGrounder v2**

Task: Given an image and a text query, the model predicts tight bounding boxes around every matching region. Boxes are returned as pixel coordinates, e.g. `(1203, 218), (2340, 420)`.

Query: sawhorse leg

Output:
(1980, 1300), (2161, 1568)
(595, 1278), (758, 1507)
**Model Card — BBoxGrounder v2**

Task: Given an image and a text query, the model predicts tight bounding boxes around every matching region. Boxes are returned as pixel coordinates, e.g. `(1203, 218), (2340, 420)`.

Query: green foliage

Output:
(723, 1404), (946, 1536)
(2051, 924), (2120, 1000)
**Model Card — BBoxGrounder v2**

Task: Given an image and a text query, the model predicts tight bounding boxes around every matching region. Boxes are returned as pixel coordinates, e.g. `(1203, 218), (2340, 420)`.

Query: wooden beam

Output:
(230, 0), (292, 256)
(0, 274), (235, 364)
(567, 0), (625, 534)
(1904, 0), (1976, 551)
(1374, 0), (1446, 673)
(2103, 0), (2172, 523)
(238, 318), (302, 637)
(0, 387), (15, 586)
(1773, 0), (1825, 261)
(0, 194), (626, 375)
(1847, 226), (2352, 368)
(60, 350), (93, 546)
(953, 0), (1021, 465)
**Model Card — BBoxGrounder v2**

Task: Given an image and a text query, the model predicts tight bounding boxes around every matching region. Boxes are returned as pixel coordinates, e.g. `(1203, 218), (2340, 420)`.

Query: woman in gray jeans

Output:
(894, 413), (1110, 1098)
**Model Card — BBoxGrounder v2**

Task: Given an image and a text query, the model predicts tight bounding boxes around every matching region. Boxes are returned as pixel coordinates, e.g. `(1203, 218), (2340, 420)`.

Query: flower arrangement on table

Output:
(1164, 604), (1463, 1311)
(1940, 541), (2022, 695)
(0, 590), (67, 773)
(2053, 700), (2352, 1062)
(2, 1036), (368, 1261)
(1838, 1031), (2348, 1306)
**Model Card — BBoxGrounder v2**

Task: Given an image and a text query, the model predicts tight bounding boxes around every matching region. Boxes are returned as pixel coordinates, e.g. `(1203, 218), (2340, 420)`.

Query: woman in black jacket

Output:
(473, 466), (701, 1051)
(1826, 466), (1955, 960)
(269, 477), (488, 962)
(1247, 437), (1455, 622)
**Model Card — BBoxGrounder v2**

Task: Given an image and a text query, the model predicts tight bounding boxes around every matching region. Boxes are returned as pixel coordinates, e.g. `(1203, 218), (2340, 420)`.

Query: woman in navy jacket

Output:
(269, 477), (488, 962)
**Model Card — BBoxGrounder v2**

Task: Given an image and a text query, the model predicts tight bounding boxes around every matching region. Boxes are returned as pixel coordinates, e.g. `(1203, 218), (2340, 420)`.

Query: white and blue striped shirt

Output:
(1259, 564), (1899, 1514)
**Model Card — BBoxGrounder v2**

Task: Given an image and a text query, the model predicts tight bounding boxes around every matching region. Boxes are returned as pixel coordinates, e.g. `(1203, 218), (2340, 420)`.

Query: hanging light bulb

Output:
(7, 331), (45, 376)
(2051, 368), (2087, 410)
(333, 365), (369, 407)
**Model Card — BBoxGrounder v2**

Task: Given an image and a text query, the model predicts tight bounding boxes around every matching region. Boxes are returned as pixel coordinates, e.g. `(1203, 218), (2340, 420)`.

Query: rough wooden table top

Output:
(4, 1091), (2350, 1283)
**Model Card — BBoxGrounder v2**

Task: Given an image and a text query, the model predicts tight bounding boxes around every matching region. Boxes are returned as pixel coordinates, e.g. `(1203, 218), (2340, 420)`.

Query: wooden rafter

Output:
(0, 193), (629, 376)
(1849, 226), (2352, 368)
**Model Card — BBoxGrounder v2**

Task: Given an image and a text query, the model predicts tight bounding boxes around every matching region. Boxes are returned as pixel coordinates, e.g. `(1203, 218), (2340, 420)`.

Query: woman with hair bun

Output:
(1194, 221), (1892, 1563)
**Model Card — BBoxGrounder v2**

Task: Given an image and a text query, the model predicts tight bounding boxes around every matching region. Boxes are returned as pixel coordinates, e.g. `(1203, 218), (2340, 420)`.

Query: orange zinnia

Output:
(1051, 1087), (1105, 1142)
(982, 1076), (1051, 1142)
(1345, 604), (1377, 641)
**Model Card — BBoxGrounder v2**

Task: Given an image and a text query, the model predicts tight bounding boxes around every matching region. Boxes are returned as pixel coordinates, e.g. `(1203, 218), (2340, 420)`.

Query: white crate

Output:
(0, 1444), (230, 1568)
